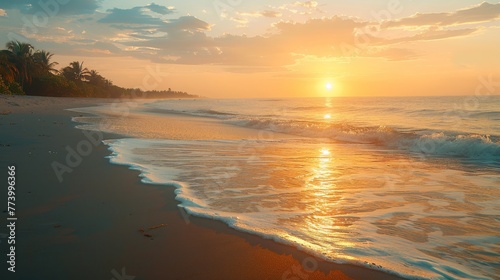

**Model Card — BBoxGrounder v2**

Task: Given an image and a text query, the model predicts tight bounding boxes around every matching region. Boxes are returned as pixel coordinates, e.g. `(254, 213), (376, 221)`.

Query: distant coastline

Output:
(0, 40), (197, 99)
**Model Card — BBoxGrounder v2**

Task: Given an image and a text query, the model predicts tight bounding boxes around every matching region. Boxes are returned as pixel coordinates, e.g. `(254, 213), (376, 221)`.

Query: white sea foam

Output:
(102, 137), (499, 280)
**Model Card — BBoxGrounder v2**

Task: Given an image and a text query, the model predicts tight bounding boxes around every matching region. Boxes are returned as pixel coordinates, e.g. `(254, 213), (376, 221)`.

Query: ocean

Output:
(72, 96), (500, 280)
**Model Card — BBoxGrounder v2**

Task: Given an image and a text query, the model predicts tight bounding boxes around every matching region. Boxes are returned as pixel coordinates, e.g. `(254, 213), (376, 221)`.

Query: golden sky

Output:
(1, 1), (499, 97)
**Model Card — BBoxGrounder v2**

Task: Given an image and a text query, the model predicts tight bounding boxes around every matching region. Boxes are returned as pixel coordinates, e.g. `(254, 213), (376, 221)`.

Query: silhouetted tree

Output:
(3, 41), (35, 87)
(61, 61), (90, 81)
(33, 50), (58, 76)
(0, 51), (17, 83)
(87, 69), (108, 86)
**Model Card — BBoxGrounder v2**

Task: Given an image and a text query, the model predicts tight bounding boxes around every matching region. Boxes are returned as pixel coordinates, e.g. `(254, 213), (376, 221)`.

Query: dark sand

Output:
(0, 96), (406, 280)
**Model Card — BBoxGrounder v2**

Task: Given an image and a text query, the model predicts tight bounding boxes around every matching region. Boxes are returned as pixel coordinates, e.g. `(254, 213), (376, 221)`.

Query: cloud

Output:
(230, 10), (282, 27)
(1, 1), (491, 72)
(389, 28), (480, 43)
(74, 41), (124, 56)
(99, 7), (165, 25)
(124, 17), (365, 66)
(0, 0), (101, 15)
(230, 17), (248, 26)
(237, 10), (282, 18)
(231, 10), (282, 27)
(122, 10), (486, 67)
(98, 4), (189, 34)
(166, 16), (210, 32)
(146, 3), (175, 15)
(276, 0), (322, 15)
(261, 10), (282, 18)
(292, 1), (319, 9)
(0, 8), (6, 16)
(384, 2), (500, 28)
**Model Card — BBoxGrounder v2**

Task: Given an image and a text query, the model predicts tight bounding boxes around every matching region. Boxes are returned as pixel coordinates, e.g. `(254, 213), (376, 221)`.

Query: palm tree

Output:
(61, 61), (90, 81)
(4, 41), (34, 87)
(88, 69), (99, 83)
(87, 69), (110, 86)
(33, 50), (58, 76)
(0, 51), (17, 83)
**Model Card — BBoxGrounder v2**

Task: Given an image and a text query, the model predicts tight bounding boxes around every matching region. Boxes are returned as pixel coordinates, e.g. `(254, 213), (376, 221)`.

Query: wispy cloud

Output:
(123, 17), (364, 66)
(147, 3), (175, 15)
(0, 0), (101, 15)
(41, 12), (488, 67)
(261, 10), (282, 18)
(292, 1), (319, 9)
(384, 2), (500, 28)
(231, 10), (282, 27)
(237, 10), (282, 18)
(276, 0), (323, 15)
(386, 28), (480, 44)
(99, 3), (175, 26)
(99, 7), (166, 25)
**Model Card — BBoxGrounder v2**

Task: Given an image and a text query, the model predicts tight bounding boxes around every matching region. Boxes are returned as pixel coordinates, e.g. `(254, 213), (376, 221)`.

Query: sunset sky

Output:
(0, 0), (499, 97)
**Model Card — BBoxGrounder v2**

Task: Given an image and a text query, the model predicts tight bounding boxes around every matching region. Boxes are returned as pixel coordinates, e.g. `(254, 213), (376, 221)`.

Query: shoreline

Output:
(0, 96), (406, 280)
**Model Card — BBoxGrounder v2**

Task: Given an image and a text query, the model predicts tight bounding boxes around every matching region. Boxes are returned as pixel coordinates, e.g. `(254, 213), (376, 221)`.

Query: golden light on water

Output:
(324, 113), (331, 119)
(299, 145), (358, 256)
(325, 97), (332, 108)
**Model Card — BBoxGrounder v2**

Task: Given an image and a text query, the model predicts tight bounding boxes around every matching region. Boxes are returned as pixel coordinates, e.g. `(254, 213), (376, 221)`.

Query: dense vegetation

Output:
(0, 41), (197, 98)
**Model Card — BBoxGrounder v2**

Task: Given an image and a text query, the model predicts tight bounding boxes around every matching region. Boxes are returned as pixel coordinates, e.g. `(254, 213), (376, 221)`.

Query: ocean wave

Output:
(408, 133), (500, 159)
(196, 109), (237, 116)
(227, 118), (500, 162)
(469, 111), (500, 120)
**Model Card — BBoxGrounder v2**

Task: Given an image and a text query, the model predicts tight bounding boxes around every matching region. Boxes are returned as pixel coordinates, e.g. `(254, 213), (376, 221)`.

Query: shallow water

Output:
(72, 96), (500, 280)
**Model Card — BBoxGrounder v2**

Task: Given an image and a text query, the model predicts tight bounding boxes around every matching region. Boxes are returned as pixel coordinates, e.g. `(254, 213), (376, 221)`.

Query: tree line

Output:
(0, 41), (197, 98)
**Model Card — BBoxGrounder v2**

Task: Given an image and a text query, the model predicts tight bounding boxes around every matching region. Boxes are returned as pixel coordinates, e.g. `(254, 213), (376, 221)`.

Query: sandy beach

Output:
(0, 1), (498, 278)
(0, 96), (407, 280)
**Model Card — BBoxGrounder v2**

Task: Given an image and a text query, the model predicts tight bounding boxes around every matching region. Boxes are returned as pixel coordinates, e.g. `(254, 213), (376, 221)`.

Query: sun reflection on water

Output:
(301, 147), (356, 257)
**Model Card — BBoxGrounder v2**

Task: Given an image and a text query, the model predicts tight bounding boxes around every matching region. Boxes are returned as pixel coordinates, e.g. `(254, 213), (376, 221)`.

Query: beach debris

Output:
(148, 223), (167, 230)
(139, 228), (153, 238)
(139, 223), (167, 239)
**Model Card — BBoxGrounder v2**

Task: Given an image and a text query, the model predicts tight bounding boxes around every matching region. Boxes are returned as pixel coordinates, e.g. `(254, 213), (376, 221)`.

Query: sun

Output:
(320, 148), (330, 156)
(318, 80), (338, 97)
